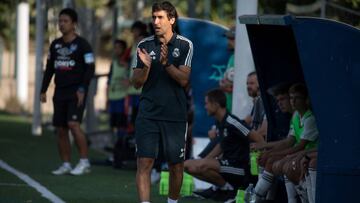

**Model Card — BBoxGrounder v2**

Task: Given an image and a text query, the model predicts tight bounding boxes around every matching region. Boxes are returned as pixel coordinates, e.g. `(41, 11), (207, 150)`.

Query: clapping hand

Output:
(137, 48), (152, 68)
(160, 43), (168, 66)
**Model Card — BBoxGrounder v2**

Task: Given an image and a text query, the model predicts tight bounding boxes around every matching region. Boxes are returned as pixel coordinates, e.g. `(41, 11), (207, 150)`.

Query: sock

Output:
(80, 158), (89, 165)
(211, 185), (219, 191)
(258, 166), (265, 175)
(305, 173), (314, 203)
(309, 168), (317, 202)
(220, 182), (234, 190)
(284, 176), (298, 203)
(266, 178), (278, 200)
(255, 170), (274, 199)
(167, 197), (177, 203)
(63, 162), (71, 168)
(295, 180), (309, 203)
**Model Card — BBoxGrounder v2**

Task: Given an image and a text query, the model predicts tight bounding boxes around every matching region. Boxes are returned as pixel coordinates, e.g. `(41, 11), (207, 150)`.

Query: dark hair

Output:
(248, 71), (257, 77)
(269, 83), (291, 96)
(131, 21), (149, 37)
(206, 89), (226, 108)
(289, 83), (308, 97)
(59, 8), (78, 23)
(114, 39), (127, 49)
(152, 1), (178, 28)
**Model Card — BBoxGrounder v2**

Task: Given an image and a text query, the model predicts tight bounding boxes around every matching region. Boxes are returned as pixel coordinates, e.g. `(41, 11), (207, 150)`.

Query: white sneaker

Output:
(70, 162), (90, 175)
(150, 169), (160, 185)
(52, 165), (72, 175)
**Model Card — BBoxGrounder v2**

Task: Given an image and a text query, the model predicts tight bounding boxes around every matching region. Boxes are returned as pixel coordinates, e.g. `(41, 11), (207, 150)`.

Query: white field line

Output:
(0, 160), (65, 203)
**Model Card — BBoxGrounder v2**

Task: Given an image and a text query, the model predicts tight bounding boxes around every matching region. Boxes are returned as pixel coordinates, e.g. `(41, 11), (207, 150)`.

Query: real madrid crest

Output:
(172, 48), (180, 58)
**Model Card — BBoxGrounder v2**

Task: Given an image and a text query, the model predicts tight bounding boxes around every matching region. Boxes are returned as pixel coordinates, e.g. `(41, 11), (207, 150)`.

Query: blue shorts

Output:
(108, 99), (125, 113)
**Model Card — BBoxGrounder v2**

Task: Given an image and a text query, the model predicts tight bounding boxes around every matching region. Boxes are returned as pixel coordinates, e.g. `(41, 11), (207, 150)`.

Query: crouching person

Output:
(184, 89), (264, 202)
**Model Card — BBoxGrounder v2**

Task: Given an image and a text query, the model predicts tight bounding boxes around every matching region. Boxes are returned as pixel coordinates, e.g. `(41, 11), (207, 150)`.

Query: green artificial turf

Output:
(0, 112), (213, 203)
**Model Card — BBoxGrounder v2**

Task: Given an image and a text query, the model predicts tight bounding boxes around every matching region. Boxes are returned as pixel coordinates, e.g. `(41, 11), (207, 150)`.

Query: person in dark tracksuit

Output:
(40, 8), (95, 176)
(184, 89), (265, 202)
(131, 2), (193, 203)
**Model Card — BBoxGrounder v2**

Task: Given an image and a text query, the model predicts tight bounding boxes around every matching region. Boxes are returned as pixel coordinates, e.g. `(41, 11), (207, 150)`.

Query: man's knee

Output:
(184, 160), (193, 173)
(283, 160), (301, 184)
(184, 160), (201, 174)
(272, 159), (286, 175)
(67, 121), (80, 131)
(57, 127), (69, 138)
(264, 156), (278, 171)
(309, 158), (317, 169)
(137, 158), (154, 173)
(169, 162), (184, 173)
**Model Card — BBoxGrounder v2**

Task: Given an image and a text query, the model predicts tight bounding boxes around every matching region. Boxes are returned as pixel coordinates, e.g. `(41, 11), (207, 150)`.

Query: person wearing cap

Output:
(219, 26), (236, 112)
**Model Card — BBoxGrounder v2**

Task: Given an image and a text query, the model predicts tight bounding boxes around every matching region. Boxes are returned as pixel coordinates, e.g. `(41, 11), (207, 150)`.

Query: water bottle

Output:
(244, 183), (256, 203)
(250, 151), (260, 175)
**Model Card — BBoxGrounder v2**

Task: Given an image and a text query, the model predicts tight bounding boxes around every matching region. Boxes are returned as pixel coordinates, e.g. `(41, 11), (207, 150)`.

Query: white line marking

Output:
(0, 160), (66, 203)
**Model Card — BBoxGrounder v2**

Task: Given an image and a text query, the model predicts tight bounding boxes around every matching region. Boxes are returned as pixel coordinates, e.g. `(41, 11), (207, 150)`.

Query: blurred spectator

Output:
(106, 39), (131, 168)
(250, 83), (293, 202)
(245, 72), (267, 136)
(219, 26), (235, 112)
(128, 21), (149, 134)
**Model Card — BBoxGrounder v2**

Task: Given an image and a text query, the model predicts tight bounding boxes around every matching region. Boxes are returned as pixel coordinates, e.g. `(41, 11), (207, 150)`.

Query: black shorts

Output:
(53, 98), (86, 127)
(135, 117), (187, 164)
(218, 159), (250, 189)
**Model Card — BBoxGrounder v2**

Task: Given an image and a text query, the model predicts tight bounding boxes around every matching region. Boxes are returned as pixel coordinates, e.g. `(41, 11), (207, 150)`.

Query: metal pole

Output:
(321, 0), (326, 18)
(78, 9), (98, 134)
(112, 1), (118, 42)
(204, 0), (211, 19)
(187, 0), (196, 18)
(16, 2), (30, 106)
(232, 0), (258, 119)
(63, 0), (73, 8)
(32, 0), (45, 136)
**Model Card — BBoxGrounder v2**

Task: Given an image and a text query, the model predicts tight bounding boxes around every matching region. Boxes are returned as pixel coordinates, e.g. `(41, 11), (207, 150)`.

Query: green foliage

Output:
(0, 0), (359, 51)
(0, 0), (17, 49)
(335, 0), (360, 9)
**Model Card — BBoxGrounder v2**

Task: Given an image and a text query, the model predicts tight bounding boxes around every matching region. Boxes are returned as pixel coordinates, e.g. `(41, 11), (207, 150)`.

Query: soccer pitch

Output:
(0, 112), (212, 203)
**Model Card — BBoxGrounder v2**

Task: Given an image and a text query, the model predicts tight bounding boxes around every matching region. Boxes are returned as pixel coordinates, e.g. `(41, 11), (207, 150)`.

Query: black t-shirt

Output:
(133, 33), (193, 121)
(268, 98), (292, 141)
(41, 36), (95, 100)
(218, 113), (251, 164)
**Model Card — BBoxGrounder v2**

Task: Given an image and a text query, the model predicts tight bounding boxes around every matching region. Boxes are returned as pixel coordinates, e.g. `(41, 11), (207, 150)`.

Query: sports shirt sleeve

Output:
(226, 115), (251, 137)
(301, 115), (319, 141)
(132, 42), (145, 69)
(107, 63), (113, 85)
(40, 42), (55, 93)
(80, 40), (95, 90)
(288, 114), (296, 137)
(178, 39), (193, 67)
